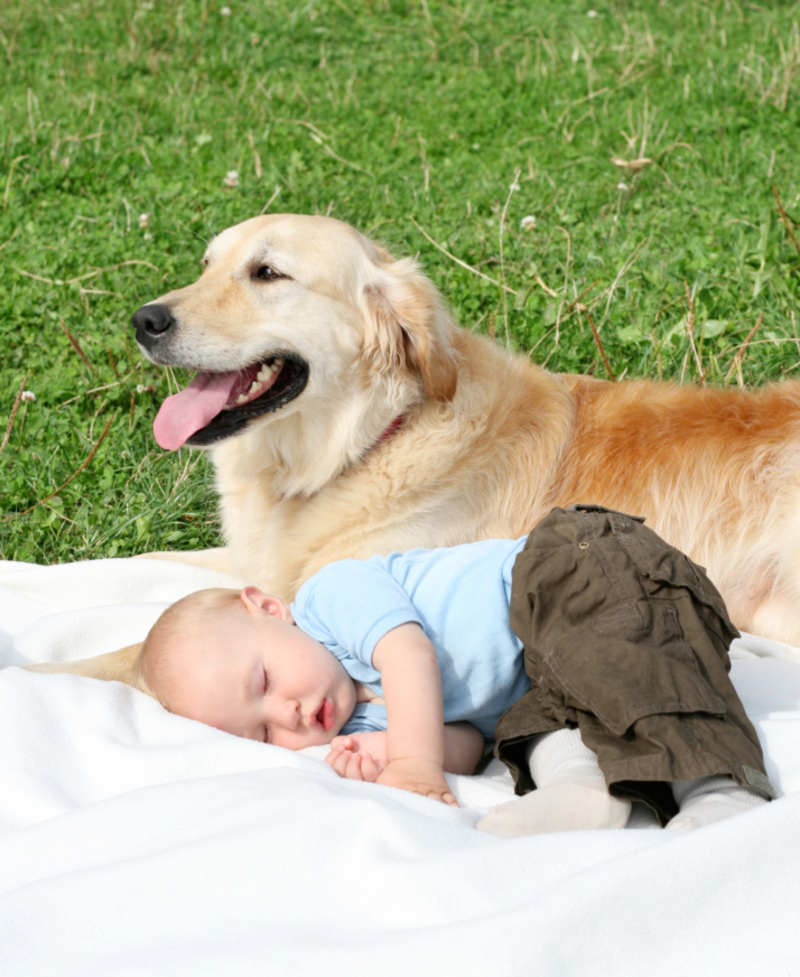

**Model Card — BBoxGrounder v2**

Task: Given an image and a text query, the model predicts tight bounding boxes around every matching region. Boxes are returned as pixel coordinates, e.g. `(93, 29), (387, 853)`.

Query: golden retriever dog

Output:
(32, 213), (800, 687)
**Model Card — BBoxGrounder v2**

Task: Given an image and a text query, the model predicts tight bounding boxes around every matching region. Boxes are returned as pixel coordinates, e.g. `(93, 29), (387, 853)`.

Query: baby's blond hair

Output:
(138, 588), (241, 708)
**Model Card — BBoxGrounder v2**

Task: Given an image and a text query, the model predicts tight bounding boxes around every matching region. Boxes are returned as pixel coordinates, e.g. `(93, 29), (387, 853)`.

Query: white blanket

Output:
(1, 557), (799, 977)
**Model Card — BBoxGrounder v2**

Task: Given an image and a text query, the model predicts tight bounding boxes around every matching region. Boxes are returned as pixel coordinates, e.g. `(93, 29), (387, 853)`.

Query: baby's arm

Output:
(326, 723), (484, 780)
(371, 621), (457, 805)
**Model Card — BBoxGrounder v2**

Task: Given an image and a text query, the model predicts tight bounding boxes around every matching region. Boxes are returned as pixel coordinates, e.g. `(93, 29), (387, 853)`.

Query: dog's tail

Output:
(25, 643), (150, 694)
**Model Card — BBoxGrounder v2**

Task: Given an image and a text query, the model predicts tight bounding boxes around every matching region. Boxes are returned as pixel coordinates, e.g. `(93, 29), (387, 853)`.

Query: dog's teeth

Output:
(256, 359), (282, 380)
(236, 393), (248, 405)
(249, 381), (260, 394)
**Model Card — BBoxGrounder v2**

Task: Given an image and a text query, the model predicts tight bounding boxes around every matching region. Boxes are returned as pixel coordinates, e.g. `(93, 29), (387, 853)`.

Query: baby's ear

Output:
(241, 587), (292, 621)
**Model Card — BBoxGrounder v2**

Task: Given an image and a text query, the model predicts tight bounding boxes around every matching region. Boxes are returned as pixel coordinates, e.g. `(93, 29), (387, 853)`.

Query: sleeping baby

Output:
(135, 505), (775, 835)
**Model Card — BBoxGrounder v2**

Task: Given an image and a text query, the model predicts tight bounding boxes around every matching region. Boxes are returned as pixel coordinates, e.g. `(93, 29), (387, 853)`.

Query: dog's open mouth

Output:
(153, 354), (308, 449)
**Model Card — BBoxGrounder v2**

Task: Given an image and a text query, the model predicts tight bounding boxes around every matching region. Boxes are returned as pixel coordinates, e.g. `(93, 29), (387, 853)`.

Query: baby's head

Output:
(138, 586), (357, 748)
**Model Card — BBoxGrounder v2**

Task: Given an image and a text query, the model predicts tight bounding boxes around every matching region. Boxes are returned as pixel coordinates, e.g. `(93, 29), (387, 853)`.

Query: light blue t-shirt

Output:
(291, 537), (530, 740)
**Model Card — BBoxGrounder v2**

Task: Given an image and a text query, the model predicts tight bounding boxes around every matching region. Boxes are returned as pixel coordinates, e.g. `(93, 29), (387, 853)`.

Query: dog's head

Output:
(132, 214), (458, 453)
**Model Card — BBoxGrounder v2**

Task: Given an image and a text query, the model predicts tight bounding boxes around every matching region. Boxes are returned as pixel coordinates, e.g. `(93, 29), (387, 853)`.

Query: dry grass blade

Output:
(4, 414), (116, 520)
(2, 154), (28, 213)
(12, 259), (160, 287)
(553, 226), (572, 347)
(308, 131), (374, 177)
(247, 132), (263, 179)
(611, 156), (652, 172)
(273, 117), (331, 141)
(725, 313), (764, 385)
(11, 266), (53, 284)
(773, 183), (800, 257)
(0, 375), (27, 455)
(0, 0), (26, 64)
(58, 317), (97, 374)
(260, 184), (281, 215)
(602, 238), (650, 318)
(684, 280), (705, 383)
(272, 117), (373, 176)
(499, 169), (521, 347)
(579, 305), (616, 380)
(0, 224), (20, 254)
(410, 217), (516, 294)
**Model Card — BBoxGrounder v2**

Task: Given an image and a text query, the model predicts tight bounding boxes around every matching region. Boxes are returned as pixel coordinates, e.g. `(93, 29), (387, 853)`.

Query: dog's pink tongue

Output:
(153, 372), (239, 450)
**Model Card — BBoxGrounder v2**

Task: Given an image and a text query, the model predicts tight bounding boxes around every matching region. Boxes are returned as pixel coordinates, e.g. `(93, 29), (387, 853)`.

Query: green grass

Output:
(2, 0), (800, 564)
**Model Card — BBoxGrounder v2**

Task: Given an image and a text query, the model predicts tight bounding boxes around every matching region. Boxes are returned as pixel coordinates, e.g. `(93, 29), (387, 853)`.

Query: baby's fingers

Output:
(424, 787), (459, 808)
(341, 751), (369, 781)
(327, 748), (356, 778)
(358, 753), (381, 783)
(325, 745), (346, 768)
(330, 749), (376, 782)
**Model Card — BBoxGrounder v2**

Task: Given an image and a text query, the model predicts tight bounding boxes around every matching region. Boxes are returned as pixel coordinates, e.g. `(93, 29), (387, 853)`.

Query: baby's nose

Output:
(279, 699), (301, 729)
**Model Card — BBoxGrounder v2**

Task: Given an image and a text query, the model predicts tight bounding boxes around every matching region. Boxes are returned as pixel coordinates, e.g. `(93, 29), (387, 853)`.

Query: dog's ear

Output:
(26, 642), (152, 695)
(362, 256), (458, 402)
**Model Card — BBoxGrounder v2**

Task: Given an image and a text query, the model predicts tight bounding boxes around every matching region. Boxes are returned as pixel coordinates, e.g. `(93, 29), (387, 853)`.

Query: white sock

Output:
(477, 729), (632, 837)
(666, 776), (768, 831)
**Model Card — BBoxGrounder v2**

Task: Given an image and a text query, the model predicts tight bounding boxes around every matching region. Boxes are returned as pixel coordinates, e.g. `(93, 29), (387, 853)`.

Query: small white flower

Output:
(587, 9), (598, 17)
(139, 213), (150, 229)
(21, 391), (36, 402)
(509, 181), (520, 192)
(616, 182), (629, 191)
(224, 169), (239, 187)
(136, 384), (147, 393)
(220, 5), (231, 15)
(520, 215), (537, 231)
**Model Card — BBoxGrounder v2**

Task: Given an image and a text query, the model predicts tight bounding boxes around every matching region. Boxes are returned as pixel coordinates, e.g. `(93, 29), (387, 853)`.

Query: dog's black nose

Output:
(132, 303), (176, 348)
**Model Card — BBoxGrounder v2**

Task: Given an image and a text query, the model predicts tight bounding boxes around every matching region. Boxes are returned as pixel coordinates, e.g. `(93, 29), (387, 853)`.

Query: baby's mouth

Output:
(312, 699), (334, 733)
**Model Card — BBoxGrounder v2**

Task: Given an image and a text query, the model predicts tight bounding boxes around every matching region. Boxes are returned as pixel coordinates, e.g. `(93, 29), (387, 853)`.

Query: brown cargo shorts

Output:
(495, 504), (774, 823)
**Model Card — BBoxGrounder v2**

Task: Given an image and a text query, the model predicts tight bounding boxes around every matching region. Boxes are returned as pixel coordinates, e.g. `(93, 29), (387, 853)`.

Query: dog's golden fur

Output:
(31, 213), (800, 688)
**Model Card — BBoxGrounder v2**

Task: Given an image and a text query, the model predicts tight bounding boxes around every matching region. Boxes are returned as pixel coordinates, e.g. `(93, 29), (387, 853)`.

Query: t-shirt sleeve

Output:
(293, 560), (423, 667)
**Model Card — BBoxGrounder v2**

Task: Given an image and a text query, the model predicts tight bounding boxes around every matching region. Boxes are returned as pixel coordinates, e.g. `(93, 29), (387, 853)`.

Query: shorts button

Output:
(578, 541), (589, 549)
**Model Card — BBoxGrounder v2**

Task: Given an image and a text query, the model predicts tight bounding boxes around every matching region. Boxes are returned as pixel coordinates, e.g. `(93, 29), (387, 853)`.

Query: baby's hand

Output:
(376, 758), (458, 807)
(325, 741), (382, 783)
(329, 731), (389, 768)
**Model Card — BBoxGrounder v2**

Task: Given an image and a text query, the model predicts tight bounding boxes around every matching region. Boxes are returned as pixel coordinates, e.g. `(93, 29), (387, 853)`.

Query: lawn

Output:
(2, 0), (800, 563)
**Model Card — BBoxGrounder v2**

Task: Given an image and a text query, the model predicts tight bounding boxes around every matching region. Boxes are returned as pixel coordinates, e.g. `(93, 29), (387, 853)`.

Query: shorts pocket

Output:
(541, 600), (728, 736)
(610, 518), (739, 643)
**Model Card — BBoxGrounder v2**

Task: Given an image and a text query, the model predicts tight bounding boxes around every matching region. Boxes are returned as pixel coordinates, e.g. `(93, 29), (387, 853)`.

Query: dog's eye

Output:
(252, 264), (284, 282)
